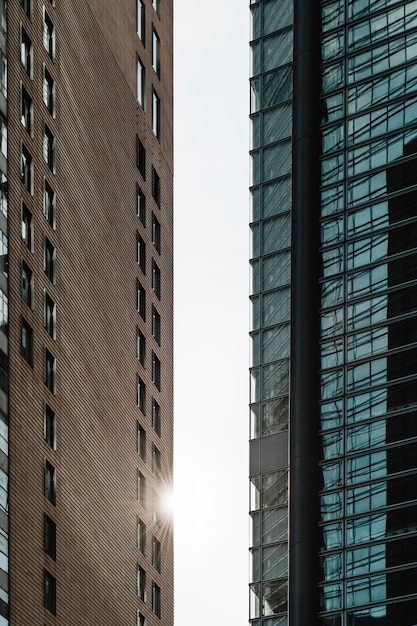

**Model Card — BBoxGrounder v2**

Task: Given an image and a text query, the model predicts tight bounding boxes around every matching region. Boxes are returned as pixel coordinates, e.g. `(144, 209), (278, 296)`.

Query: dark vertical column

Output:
(290, 0), (321, 624)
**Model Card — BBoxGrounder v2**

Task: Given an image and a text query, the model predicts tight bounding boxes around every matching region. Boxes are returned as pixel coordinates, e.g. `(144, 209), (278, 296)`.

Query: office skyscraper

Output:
(249, 1), (417, 625)
(0, 1), (173, 624)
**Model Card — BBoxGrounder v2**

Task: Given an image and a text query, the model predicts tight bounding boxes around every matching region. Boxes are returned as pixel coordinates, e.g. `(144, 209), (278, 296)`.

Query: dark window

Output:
(44, 459), (56, 504)
(152, 306), (161, 345)
(44, 404), (56, 449)
(44, 570), (56, 614)
(136, 136), (146, 179)
(43, 67), (55, 115)
(152, 444), (161, 476)
(20, 0), (32, 19)
(137, 232), (146, 273)
(152, 213), (161, 253)
(21, 145), (33, 192)
(137, 422), (146, 459)
(137, 279), (146, 321)
(21, 86), (32, 135)
(44, 179), (55, 227)
(43, 11), (55, 59)
(0, 172), (7, 217)
(0, 289), (7, 335)
(152, 537), (161, 572)
(137, 184), (146, 226)
(152, 29), (160, 77)
(137, 611), (146, 626)
(137, 565), (146, 600)
(21, 318), (33, 366)
(44, 514), (56, 560)
(152, 398), (161, 436)
(44, 237), (55, 283)
(21, 28), (32, 76)
(152, 260), (161, 299)
(0, 229), (6, 276)
(152, 89), (161, 140)
(43, 124), (55, 171)
(152, 167), (160, 207)
(0, 53), (6, 99)
(137, 0), (145, 43)
(45, 348), (56, 393)
(137, 375), (146, 414)
(45, 292), (56, 339)
(138, 471), (146, 507)
(152, 352), (161, 390)
(137, 327), (146, 365)
(152, 582), (161, 618)
(21, 261), (33, 306)
(138, 518), (146, 554)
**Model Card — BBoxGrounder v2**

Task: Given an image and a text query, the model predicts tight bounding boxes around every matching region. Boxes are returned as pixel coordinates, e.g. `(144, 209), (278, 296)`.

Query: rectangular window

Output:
(45, 348), (56, 393)
(152, 213), (161, 253)
(21, 86), (32, 135)
(152, 351), (161, 390)
(44, 459), (56, 504)
(152, 537), (161, 572)
(152, 582), (161, 618)
(44, 237), (56, 283)
(152, 167), (161, 207)
(152, 444), (161, 476)
(21, 318), (34, 366)
(138, 471), (146, 507)
(0, 53), (6, 98)
(138, 519), (146, 554)
(152, 490), (160, 526)
(152, 29), (160, 77)
(44, 404), (56, 449)
(137, 327), (146, 365)
(137, 422), (146, 459)
(137, 565), (146, 600)
(136, 136), (146, 179)
(20, 0), (32, 19)
(137, 375), (146, 414)
(43, 124), (55, 172)
(137, 232), (146, 273)
(0, 289), (7, 334)
(21, 144), (33, 193)
(21, 28), (32, 76)
(152, 306), (161, 345)
(152, 0), (159, 15)
(137, 184), (146, 225)
(43, 66), (55, 115)
(22, 203), (33, 251)
(0, 1), (4, 34)
(44, 179), (55, 227)
(21, 261), (33, 307)
(137, 57), (145, 108)
(44, 570), (56, 614)
(45, 292), (56, 339)
(43, 11), (55, 60)
(0, 115), (6, 158)
(0, 229), (7, 276)
(44, 514), (56, 560)
(137, 279), (146, 321)
(152, 259), (161, 299)
(137, 0), (145, 42)
(152, 399), (161, 436)
(137, 611), (146, 626)
(0, 172), (6, 218)
(152, 90), (161, 139)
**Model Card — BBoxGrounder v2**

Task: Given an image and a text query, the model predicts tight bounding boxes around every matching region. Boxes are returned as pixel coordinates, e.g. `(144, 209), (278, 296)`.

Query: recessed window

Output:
(44, 570), (56, 614)
(137, 232), (146, 273)
(0, 2), (4, 34)
(152, 259), (161, 299)
(152, 444), (161, 476)
(43, 66), (55, 115)
(152, 90), (161, 139)
(152, 29), (160, 77)
(0, 172), (6, 218)
(43, 124), (55, 171)
(152, 0), (159, 15)
(45, 292), (56, 339)
(152, 491), (160, 525)
(152, 398), (161, 436)
(152, 167), (160, 207)
(44, 514), (56, 560)
(44, 404), (56, 449)
(21, 86), (33, 135)
(138, 471), (146, 507)
(137, 0), (145, 42)
(152, 537), (161, 572)
(138, 518), (146, 555)
(21, 28), (32, 76)
(0, 53), (6, 98)
(43, 11), (55, 60)
(21, 318), (34, 366)
(136, 136), (146, 180)
(44, 179), (55, 227)
(44, 459), (56, 504)
(137, 375), (146, 414)
(137, 57), (145, 109)
(137, 422), (146, 459)
(21, 261), (33, 307)
(0, 229), (6, 276)
(20, 0), (32, 19)
(152, 213), (161, 253)
(21, 144), (33, 193)
(44, 348), (56, 393)
(0, 289), (8, 335)
(152, 351), (161, 390)
(152, 306), (161, 345)
(152, 582), (161, 618)
(137, 184), (146, 226)
(22, 204), (33, 251)
(137, 327), (146, 365)
(137, 565), (146, 601)
(137, 279), (146, 321)
(137, 611), (146, 626)
(0, 115), (6, 159)
(44, 237), (56, 283)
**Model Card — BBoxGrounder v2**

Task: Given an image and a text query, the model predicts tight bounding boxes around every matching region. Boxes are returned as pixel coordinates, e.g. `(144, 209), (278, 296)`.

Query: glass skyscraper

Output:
(249, 1), (417, 625)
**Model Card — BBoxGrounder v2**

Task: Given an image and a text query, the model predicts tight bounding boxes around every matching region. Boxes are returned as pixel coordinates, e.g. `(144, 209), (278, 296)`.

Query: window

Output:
(21, 145), (33, 193)
(152, 167), (160, 207)
(152, 29), (160, 77)
(21, 261), (33, 307)
(43, 66), (55, 115)
(152, 352), (161, 390)
(137, 57), (145, 108)
(0, 53), (6, 98)
(45, 348), (56, 393)
(44, 179), (55, 227)
(44, 570), (56, 614)
(20, 0), (32, 19)
(137, 327), (146, 365)
(0, 289), (7, 334)
(137, 565), (146, 601)
(44, 514), (56, 560)
(152, 444), (161, 476)
(44, 459), (56, 504)
(0, 229), (6, 276)
(45, 293), (56, 339)
(137, 375), (146, 414)
(152, 0), (159, 15)
(43, 124), (55, 171)
(137, 611), (146, 626)
(0, 115), (6, 158)
(137, 0), (145, 42)
(137, 422), (146, 459)
(137, 232), (146, 273)
(152, 537), (161, 572)
(44, 404), (56, 449)
(21, 318), (33, 366)
(22, 204), (33, 250)
(152, 213), (161, 253)
(0, 172), (6, 217)
(136, 136), (146, 179)
(21, 28), (32, 76)
(138, 519), (146, 554)
(138, 471), (146, 507)
(43, 11), (55, 59)
(152, 306), (161, 345)
(0, 1), (4, 34)
(21, 86), (32, 135)
(152, 260), (161, 299)
(137, 279), (146, 321)
(152, 582), (161, 618)
(152, 399), (161, 436)
(137, 184), (146, 225)
(152, 490), (160, 525)
(44, 237), (55, 283)
(152, 90), (161, 139)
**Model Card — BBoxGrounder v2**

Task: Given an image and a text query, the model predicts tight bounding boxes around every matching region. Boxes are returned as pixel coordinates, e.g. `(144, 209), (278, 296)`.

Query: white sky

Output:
(173, 1), (250, 624)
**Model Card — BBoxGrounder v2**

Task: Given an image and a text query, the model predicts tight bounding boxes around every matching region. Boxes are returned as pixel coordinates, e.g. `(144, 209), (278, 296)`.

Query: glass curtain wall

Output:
(319, 1), (417, 624)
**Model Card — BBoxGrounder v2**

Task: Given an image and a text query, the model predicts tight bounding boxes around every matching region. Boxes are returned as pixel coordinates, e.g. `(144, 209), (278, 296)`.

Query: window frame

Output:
(21, 27), (32, 77)
(44, 348), (56, 394)
(44, 236), (56, 283)
(137, 57), (145, 109)
(21, 317), (34, 366)
(152, 28), (160, 77)
(44, 569), (56, 614)
(21, 202), (33, 251)
(43, 65), (55, 116)
(21, 260), (33, 307)
(44, 459), (56, 505)
(43, 9), (55, 60)
(21, 84), (33, 136)
(44, 514), (56, 560)
(152, 89), (161, 140)
(137, 0), (145, 43)
(21, 144), (33, 193)
(44, 404), (56, 449)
